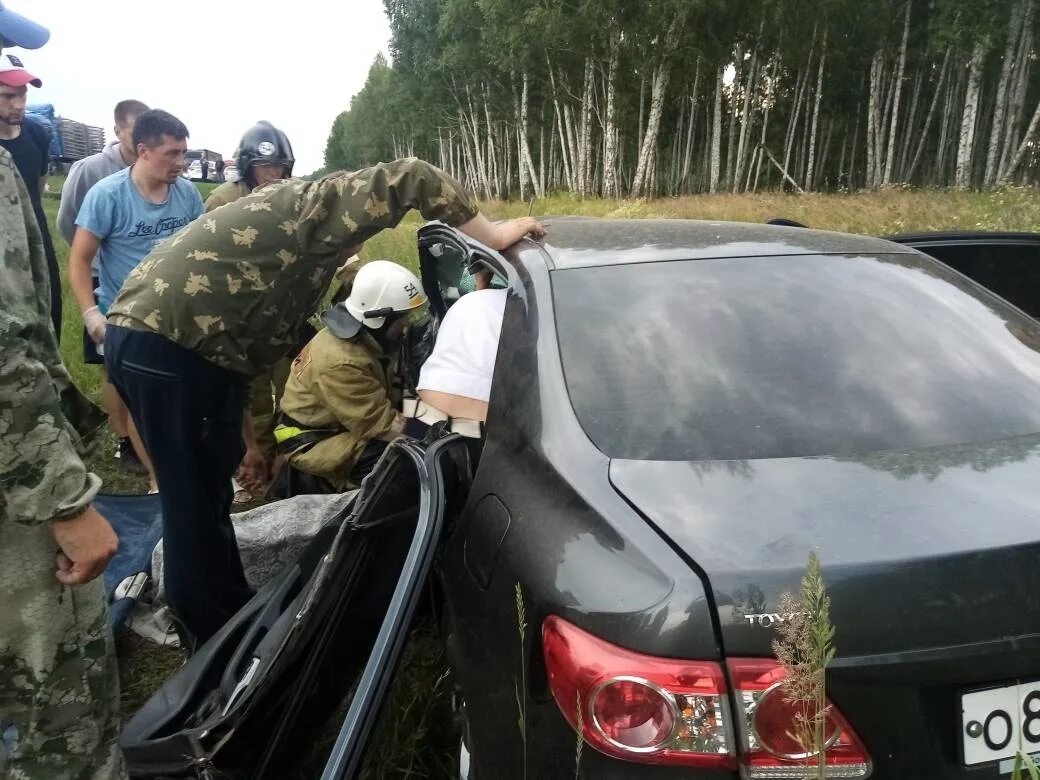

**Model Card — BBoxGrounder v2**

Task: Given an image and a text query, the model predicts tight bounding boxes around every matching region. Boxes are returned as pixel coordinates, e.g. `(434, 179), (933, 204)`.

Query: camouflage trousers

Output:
(0, 520), (127, 780)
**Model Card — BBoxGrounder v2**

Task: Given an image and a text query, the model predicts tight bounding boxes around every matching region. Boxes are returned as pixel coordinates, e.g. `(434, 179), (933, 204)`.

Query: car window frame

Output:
(418, 222), (515, 321)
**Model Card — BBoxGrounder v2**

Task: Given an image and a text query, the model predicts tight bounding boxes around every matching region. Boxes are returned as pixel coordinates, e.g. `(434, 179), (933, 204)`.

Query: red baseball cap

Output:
(0, 52), (41, 87)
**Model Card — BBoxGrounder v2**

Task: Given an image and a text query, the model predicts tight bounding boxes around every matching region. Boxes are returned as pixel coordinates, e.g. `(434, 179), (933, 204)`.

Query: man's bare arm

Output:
(457, 214), (545, 250)
(68, 228), (107, 343)
(237, 408), (267, 494)
(68, 227), (101, 314)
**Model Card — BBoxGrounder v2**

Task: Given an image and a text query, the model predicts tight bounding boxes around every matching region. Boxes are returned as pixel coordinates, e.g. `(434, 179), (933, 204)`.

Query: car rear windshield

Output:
(553, 254), (1040, 461)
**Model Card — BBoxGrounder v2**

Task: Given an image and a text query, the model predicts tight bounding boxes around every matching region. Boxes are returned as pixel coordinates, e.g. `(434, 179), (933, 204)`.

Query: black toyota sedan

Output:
(123, 219), (1040, 780)
(411, 218), (1040, 780)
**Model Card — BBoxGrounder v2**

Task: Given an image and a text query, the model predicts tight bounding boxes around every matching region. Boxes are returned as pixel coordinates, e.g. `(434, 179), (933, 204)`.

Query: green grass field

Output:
(41, 179), (1040, 775)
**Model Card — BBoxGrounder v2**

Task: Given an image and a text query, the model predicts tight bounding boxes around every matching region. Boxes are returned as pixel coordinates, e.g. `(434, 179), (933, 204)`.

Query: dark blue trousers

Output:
(105, 325), (254, 648)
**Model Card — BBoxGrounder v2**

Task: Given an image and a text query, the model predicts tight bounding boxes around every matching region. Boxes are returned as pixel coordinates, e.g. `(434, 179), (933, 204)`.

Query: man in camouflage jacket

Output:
(0, 147), (126, 777)
(202, 123), (297, 485)
(104, 157), (543, 649)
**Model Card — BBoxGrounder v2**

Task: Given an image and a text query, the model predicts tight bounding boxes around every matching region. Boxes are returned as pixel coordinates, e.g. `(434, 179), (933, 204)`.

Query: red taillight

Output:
(543, 618), (872, 777)
(728, 658), (872, 778)
(543, 615), (735, 768)
(592, 677), (676, 749)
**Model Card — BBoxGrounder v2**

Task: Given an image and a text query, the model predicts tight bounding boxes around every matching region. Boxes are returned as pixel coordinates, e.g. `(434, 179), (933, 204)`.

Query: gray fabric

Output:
(130, 491), (355, 647)
(57, 142), (128, 270)
(322, 303), (362, 339)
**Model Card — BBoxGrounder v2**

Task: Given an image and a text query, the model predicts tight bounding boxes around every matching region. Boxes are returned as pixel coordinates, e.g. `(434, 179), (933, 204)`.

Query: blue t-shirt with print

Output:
(76, 167), (204, 310)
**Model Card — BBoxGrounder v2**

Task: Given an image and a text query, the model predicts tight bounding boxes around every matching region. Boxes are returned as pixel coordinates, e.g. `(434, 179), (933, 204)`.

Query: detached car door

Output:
(320, 435), (473, 779)
(325, 225), (499, 776)
(120, 436), (471, 780)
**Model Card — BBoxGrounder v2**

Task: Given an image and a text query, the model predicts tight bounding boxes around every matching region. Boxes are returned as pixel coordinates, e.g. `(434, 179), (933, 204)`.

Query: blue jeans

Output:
(104, 325), (254, 648)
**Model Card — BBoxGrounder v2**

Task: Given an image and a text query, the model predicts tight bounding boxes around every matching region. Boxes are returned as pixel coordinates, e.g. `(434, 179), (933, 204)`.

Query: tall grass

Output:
(487, 186), (1040, 234)
(357, 628), (456, 779)
(1014, 752), (1040, 780)
(515, 583), (528, 780)
(574, 691), (584, 779)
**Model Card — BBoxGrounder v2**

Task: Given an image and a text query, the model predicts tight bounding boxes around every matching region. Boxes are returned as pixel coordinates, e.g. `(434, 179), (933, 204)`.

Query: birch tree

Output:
(630, 5), (689, 197)
(320, 0), (1039, 195)
(956, 40), (988, 188)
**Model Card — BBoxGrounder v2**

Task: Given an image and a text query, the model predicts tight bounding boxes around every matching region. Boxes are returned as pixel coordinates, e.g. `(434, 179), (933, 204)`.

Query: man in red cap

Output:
(0, 51), (62, 341)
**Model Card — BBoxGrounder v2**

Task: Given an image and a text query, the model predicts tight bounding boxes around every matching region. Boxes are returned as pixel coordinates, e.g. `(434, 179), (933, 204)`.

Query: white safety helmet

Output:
(344, 260), (427, 329)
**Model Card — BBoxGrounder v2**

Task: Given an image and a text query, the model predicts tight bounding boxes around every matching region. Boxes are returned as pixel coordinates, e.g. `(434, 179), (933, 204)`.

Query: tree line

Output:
(323, 0), (1040, 198)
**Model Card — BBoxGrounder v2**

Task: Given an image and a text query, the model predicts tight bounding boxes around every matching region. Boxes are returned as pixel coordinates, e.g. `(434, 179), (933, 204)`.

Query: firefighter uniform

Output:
(277, 326), (402, 491)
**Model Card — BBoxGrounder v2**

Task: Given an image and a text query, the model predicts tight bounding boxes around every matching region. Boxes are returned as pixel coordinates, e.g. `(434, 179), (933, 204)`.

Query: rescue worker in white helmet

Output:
(275, 260), (426, 492)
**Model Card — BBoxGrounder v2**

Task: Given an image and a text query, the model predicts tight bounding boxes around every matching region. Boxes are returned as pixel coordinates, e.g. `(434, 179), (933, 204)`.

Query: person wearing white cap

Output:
(0, 6), (130, 779)
(0, 50), (62, 340)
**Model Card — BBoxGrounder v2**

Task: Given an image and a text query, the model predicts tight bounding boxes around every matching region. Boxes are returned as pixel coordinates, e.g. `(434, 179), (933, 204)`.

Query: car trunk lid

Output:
(608, 433), (1040, 658)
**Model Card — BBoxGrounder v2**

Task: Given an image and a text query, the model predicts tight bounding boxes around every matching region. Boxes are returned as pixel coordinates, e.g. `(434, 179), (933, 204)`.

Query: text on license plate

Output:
(961, 680), (1040, 766)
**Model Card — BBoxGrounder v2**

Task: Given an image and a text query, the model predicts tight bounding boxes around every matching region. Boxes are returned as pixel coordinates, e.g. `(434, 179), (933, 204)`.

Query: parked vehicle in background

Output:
(26, 103), (104, 173)
(183, 149), (224, 182)
(222, 159), (239, 183)
(183, 158), (202, 181)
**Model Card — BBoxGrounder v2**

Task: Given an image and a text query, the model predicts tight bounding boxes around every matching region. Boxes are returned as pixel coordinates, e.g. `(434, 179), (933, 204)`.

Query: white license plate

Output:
(961, 680), (1040, 766)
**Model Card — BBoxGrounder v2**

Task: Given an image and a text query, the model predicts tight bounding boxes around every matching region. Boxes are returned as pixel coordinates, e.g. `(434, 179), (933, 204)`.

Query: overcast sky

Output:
(10, 0), (392, 174)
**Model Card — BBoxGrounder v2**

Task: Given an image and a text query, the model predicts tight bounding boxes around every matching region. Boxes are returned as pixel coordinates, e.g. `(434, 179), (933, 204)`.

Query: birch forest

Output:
(324, 0), (1040, 197)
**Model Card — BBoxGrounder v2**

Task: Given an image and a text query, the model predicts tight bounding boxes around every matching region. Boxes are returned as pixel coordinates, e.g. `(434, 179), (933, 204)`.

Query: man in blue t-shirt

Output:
(68, 109), (203, 490)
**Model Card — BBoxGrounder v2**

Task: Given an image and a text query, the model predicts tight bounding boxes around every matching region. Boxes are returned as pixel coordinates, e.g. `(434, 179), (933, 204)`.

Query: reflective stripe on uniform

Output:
(273, 424), (339, 455)
(273, 424), (306, 445)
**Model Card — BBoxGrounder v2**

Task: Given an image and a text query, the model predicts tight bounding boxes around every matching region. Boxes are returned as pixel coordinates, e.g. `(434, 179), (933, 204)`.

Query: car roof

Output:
(537, 216), (918, 269)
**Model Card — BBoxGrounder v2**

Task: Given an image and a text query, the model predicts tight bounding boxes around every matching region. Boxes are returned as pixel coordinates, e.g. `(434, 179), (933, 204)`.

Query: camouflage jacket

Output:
(204, 180), (250, 213)
(280, 327), (400, 488)
(109, 158), (479, 377)
(0, 149), (101, 525)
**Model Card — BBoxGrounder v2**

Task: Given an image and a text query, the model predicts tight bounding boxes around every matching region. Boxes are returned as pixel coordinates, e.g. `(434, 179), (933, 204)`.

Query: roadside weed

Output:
(773, 551), (836, 779)
(515, 583), (528, 779)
